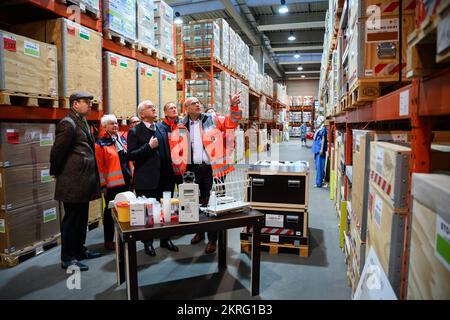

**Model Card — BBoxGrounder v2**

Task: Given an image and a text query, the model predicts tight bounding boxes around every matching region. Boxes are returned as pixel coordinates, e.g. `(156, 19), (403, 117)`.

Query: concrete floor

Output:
(0, 139), (351, 300)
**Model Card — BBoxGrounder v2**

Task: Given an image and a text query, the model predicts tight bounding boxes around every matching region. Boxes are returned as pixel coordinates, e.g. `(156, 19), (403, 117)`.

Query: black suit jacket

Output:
(156, 121), (174, 177)
(127, 122), (161, 191)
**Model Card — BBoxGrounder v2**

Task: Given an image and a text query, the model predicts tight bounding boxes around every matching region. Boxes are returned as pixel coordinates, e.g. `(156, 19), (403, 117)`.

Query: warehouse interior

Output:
(0, 0), (449, 302)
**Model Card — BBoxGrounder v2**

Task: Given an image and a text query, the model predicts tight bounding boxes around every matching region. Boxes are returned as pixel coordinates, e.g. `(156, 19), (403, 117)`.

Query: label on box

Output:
(146, 69), (153, 77)
(6, 129), (19, 144)
(130, 202), (146, 226)
(3, 35), (16, 52)
(399, 90), (409, 116)
(375, 147), (384, 175)
(162, 74), (167, 81)
(119, 57), (128, 68)
(43, 207), (57, 223)
(355, 133), (361, 152)
(265, 214), (284, 228)
(270, 235), (279, 243)
(374, 195), (383, 228)
(41, 169), (53, 183)
(435, 215), (450, 272)
(366, 18), (399, 43)
(66, 21), (76, 35)
(295, 231), (301, 236)
(365, 69), (374, 76)
(0, 219), (5, 233)
(40, 133), (54, 146)
(110, 56), (118, 66)
(79, 2), (86, 11)
(437, 10), (450, 54)
(79, 27), (90, 41)
(24, 40), (40, 58)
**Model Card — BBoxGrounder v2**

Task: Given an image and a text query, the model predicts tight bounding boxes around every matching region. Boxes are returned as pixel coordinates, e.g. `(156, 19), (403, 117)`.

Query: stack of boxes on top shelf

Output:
(0, 123), (61, 263)
(154, 0), (174, 58)
(103, 0), (137, 47)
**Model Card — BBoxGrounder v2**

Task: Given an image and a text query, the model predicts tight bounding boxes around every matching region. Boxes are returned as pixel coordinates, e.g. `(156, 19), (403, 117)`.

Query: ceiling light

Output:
(294, 52), (300, 59)
(301, 75), (306, 78)
(174, 12), (183, 25)
(297, 65), (303, 71)
(288, 31), (296, 41)
(279, 0), (289, 14)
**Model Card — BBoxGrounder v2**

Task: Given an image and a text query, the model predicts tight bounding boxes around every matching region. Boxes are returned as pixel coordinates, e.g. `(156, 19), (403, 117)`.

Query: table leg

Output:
(251, 220), (261, 296)
(218, 229), (228, 269)
(125, 240), (139, 300)
(115, 226), (125, 285)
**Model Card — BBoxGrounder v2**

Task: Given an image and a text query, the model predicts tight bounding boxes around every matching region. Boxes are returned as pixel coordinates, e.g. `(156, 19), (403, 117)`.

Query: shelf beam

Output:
(0, 106), (103, 121)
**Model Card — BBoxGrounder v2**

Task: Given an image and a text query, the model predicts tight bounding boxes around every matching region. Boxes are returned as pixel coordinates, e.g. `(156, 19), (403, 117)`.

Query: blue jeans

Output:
(314, 153), (326, 187)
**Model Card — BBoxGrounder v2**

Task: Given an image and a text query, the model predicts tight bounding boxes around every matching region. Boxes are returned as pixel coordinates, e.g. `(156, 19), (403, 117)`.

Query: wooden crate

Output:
(10, 18), (103, 110)
(103, 51), (137, 119)
(137, 62), (160, 117)
(348, 14), (415, 105)
(159, 69), (177, 117)
(367, 182), (407, 296)
(240, 240), (308, 257)
(407, 173), (450, 300)
(0, 30), (57, 99)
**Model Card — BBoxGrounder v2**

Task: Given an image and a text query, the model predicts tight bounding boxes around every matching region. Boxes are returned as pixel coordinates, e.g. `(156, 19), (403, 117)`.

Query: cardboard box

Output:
(88, 198), (102, 222)
(137, 62), (160, 116)
(0, 123), (55, 168)
(160, 70), (177, 112)
(103, 0), (137, 41)
(407, 173), (450, 300)
(137, 0), (155, 48)
(0, 200), (60, 254)
(154, 0), (174, 22)
(0, 164), (55, 211)
(103, 51), (137, 119)
(0, 30), (57, 97)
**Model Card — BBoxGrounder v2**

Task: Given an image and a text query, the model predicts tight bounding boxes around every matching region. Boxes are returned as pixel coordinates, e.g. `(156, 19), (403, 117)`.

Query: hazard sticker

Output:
(6, 129), (19, 144)
(3, 36), (16, 52)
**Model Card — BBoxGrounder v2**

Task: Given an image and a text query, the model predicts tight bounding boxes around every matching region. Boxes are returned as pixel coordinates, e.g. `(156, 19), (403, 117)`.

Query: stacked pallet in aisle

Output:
(185, 76), (221, 111)
(0, 123), (60, 267)
(229, 28), (237, 72)
(103, 51), (137, 119)
(242, 162), (310, 257)
(0, 30), (58, 107)
(137, 62), (160, 115)
(407, 173), (450, 299)
(347, 0), (415, 107)
(215, 18), (230, 67)
(103, 0), (137, 48)
(249, 57), (257, 91)
(10, 18), (103, 110)
(154, 0), (174, 60)
(160, 69), (177, 113)
(136, 0), (156, 54)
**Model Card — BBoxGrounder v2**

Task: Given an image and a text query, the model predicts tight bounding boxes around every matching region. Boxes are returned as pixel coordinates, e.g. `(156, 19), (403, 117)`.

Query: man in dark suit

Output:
(50, 91), (102, 272)
(127, 100), (178, 256)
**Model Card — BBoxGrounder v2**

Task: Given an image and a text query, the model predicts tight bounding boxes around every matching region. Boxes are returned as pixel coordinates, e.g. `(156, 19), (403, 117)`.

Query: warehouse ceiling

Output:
(166, 0), (327, 81)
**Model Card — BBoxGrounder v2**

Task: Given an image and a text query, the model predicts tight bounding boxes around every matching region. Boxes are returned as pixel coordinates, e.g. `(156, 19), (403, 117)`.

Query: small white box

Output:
(130, 200), (146, 226)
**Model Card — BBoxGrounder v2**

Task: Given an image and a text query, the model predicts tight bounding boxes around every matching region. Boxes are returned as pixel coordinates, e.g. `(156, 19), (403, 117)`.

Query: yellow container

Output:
(116, 201), (130, 223)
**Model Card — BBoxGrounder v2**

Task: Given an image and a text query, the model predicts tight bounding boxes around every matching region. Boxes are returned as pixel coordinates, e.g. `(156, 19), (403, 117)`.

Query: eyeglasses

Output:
(130, 121), (140, 124)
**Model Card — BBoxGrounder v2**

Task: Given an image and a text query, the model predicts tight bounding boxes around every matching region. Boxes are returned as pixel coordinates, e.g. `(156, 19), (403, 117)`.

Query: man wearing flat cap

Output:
(50, 91), (102, 271)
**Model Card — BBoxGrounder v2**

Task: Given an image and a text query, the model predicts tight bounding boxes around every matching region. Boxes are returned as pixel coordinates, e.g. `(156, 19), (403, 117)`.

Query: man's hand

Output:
(230, 92), (241, 107)
(149, 136), (158, 149)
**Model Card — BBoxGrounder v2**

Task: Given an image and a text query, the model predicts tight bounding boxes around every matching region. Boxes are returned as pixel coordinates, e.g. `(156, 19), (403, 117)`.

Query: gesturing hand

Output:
(230, 92), (241, 107)
(149, 136), (158, 149)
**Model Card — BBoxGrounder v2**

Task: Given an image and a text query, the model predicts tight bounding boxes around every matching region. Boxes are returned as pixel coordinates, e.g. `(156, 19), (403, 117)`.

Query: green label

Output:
(79, 27), (90, 40)
(0, 219), (5, 233)
(119, 58), (128, 68)
(43, 208), (57, 223)
(24, 40), (40, 58)
(436, 216), (450, 271)
(40, 133), (54, 146)
(41, 169), (53, 183)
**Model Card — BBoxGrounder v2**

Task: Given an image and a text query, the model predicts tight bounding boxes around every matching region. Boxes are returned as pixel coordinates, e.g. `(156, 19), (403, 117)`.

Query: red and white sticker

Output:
(3, 35), (16, 52)
(6, 129), (19, 144)
(110, 56), (118, 66)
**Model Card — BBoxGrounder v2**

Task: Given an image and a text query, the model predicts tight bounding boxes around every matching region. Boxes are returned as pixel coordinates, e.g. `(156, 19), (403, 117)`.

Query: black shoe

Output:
(160, 240), (179, 252)
(61, 260), (89, 271)
(144, 244), (156, 257)
(190, 233), (205, 244)
(77, 251), (102, 260)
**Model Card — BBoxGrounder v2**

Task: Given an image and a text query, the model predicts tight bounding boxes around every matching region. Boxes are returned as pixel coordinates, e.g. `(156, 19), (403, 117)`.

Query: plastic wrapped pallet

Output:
(186, 21), (220, 62)
(10, 18), (103, 109)
(103, 0), (137, 42)
(0, 164), (55, 211)
(249, 57), (257, 90)
(81, 0), (100, 14)
(154, 17), (174, 57)
(220, 72), (231, 115)
(103, 51), (137, 119)
(0, 123), (55, 168)
(240, 83), (249, 120)
(137, 62), (160, 115)
(160, 70), (177, 115)
(407, 173), (450, 300)
(154, 0), (174, 22)
(0, 30), (57, 100)
(215, 18), (229, 66)
(256, 73), (264, 94)
(229, 28), (237, 71)
(137, 0), (155, 50)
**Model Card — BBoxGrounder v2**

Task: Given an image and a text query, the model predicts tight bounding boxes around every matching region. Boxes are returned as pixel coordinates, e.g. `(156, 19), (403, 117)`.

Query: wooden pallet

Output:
(104, 30), (136, 49)
(240, 240), (309, 257)
(0, 234), (61, 268)
(59, 97), (102, 110)
(0, 91), (58, 108)
(136, 42), (157, 57)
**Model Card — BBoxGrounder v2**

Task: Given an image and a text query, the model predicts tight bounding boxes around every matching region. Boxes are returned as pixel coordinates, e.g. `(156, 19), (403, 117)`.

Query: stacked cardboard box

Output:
(249, 57), (257, 91)
(160, 69), (177, 113)
(290, 96), (303, 107)
(256, 73), (264, 94)
(239, 83), (249, 120)
(103, 0), (137, 42)
(137, 62), (160, 115)
(215, 18), (230, 66)
(137, 0), (155, 50)
(229, 28), (237, 71)
(154, 0), (174, 57)
(185, 20), (220, 61)
(185, 77), (222, 111)
(0, 123), (60, 255)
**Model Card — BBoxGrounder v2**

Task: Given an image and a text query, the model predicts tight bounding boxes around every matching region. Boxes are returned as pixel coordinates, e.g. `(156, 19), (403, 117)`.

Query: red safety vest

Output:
(165, 118), (188, 176)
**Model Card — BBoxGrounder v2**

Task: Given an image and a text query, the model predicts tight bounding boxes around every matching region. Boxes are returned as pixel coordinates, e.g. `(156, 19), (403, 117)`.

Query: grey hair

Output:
(137, 100), (154, 117)
(101, 114), (118, 127)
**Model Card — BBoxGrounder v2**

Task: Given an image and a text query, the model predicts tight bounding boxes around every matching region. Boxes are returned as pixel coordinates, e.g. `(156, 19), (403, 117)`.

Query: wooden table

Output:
(112, 208), (264, 300)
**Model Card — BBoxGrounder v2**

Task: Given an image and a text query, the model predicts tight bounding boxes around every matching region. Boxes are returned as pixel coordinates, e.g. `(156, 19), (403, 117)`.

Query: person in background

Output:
(300, 122), (307, 147)
(95, 114), (132, 251)
(127, 101), (178, 256)
(311, 115), (328, 188)
(182, 94), (242, 254)
(119, 116), (140, 142)
(50, 91), (102, 272)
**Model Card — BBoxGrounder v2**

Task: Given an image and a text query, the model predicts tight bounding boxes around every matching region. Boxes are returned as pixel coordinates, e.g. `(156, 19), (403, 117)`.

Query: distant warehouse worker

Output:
(311, 115), (328, 188)
(50, 92), (102, 272)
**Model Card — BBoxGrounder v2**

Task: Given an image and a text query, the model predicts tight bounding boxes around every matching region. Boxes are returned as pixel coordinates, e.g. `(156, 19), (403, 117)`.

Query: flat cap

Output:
(69, 91), (94, 103)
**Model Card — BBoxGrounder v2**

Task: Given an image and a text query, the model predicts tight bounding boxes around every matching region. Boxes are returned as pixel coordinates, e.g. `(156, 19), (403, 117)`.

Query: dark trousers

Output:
(135, 189), (171, 246)
(103, 185), (130, 243)
(187, 164), (217, 243)
(61, 202), (89, 263)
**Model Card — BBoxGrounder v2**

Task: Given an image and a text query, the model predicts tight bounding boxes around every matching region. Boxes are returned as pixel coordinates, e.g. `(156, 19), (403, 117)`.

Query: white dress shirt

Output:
(189, 119), (209, 164)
